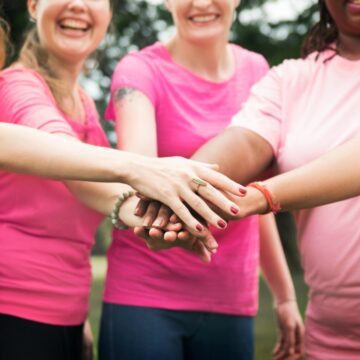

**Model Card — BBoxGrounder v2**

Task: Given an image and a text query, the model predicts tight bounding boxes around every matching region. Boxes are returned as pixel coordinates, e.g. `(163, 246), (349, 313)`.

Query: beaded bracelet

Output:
(247, 181), (281, 214)
(110, 190), (135, 229)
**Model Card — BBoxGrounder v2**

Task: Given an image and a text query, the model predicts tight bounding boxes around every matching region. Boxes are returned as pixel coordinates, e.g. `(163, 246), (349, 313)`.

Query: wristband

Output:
(110, 191), (135, 229)
(248, 181), (281, 214)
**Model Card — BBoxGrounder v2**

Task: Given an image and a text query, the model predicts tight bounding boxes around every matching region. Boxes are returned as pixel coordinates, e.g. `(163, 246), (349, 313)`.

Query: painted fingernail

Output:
(196, 224), (203, 232)
(217, 220), (227, 229)
(239, 188), (247, 195)
(231, 206), (239, 215)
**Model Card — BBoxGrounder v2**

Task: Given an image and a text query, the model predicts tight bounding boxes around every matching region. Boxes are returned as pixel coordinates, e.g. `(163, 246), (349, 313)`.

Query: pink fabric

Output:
(231, 51), (360, 357)
(0, 68), (109, 325)
(104, 42), (269, 315)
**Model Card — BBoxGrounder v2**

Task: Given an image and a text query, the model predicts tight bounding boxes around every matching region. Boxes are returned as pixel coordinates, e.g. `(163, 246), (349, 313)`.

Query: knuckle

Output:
(172, 203), (185, 214)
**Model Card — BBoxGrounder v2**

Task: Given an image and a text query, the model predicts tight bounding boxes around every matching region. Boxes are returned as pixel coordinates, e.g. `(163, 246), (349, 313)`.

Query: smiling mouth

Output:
(58, 19), (91, 32)
(189, 14), (220, 23)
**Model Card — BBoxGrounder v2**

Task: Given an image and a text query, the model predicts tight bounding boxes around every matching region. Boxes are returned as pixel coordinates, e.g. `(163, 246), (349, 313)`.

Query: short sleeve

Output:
(0, 68), (76, 137)
(105, 53), (156, 121)
(230, 64), (284, 156)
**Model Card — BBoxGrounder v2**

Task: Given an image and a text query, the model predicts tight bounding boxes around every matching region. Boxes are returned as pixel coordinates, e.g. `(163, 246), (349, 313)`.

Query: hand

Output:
(134, 224), (217, 263)
(273, 300), (304, 360)
(82, 320), (94, 360)
(134, 200), (218, 255)
(128, 156), (246, 234)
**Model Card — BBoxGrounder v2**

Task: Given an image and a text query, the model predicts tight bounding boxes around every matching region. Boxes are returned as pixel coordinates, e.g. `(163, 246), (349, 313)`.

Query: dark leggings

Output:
(99, 303), (254, 360)
(0, 313), (83, 360)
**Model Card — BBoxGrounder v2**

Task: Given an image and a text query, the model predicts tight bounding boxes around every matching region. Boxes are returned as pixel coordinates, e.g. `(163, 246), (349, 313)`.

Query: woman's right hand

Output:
(133, 225), (216, 263)
(126, 156), (246, 237)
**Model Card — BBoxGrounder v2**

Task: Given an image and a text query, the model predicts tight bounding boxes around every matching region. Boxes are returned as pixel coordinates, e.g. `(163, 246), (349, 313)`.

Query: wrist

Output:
(110, 190), (135, 229)
(241, 186), (269, 216)
(247, 181), (281, 214)
(273, 298), (297, 308)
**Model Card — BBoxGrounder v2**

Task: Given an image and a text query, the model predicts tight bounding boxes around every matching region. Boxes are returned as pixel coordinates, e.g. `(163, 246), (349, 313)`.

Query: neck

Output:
(166, 35), (234, 82)
(48, 54), (84, 91)
(338, 33), (360, 60)
(47, 54), (86, 121)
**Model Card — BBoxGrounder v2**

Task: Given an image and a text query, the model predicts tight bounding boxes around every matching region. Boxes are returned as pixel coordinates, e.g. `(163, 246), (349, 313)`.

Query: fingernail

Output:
(239, 188), (247, 195)
(217, 220), (227, 229)
(153, 219), (164, 228)
(196, 224), (203, 232)
(231, 206), (239, 215)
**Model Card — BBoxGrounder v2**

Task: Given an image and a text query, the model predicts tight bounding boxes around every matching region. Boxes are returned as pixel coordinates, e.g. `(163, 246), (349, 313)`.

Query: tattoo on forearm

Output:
(115, 87), (142, 107)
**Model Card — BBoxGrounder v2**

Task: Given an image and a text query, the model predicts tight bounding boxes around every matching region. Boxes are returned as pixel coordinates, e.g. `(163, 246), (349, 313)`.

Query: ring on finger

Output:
(191, 177), (207, 193)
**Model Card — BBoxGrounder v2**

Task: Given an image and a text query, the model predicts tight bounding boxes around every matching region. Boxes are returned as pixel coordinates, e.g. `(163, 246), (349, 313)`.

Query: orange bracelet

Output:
(247, 181), (281, 214)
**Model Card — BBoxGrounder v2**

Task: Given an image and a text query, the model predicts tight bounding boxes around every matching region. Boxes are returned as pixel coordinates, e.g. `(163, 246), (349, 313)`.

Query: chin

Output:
(188, 33), (223, 45)
(54, 48), (89, 64)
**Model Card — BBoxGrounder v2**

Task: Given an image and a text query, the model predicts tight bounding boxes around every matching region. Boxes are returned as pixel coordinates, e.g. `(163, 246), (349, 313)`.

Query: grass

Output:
(89, 256), (307, 360)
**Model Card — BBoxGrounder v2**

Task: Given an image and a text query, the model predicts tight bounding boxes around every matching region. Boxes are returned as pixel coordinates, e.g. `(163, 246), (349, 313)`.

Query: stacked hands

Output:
(117, 163), (304, 360)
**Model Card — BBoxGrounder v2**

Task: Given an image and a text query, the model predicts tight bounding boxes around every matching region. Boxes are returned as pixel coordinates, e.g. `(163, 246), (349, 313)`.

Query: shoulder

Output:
(0, 66), (50, 92)
(0, 66), (56, 105)
(270, 56), (318, 85)
(114, 42), (167, 75)
(231, 44), (269, 69)
(0, 66), (57, 108)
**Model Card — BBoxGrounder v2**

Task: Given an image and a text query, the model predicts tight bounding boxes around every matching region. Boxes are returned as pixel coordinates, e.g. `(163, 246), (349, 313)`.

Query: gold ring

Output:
(192, 177), (207, 193)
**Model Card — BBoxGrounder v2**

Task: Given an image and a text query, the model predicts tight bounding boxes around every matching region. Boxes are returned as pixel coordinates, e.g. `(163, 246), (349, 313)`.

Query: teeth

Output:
(60, 19), (89, 31)
(191, 15), (217, 23)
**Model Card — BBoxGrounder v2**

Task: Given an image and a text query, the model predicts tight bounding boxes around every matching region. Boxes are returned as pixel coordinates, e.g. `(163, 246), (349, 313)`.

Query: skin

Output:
(325, 0), (360, 59)
(229, 137), (360, 217)
(115, 0), (303, 358)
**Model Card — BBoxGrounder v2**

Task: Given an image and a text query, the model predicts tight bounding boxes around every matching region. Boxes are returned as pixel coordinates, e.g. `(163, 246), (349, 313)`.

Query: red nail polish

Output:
(196, 224), (203, 232)
(217, 220), (227, 229)
(231, 206), (239, 215)
(239, 188), (247, 195)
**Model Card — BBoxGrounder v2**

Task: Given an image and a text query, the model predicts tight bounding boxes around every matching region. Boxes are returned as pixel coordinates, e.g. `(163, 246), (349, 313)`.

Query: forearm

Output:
(265, 138), (360, 211)
(66, 180), (145, 228)
(192, 127), (274, 184)
(259, 214), (296, 304)
(0, 123), (142, 183)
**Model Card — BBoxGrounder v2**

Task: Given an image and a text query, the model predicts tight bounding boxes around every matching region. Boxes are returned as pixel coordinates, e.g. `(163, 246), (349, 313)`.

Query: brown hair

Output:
(301, 0), (338, 58)
(0, 17), (8, 69)
(19, 27), (68, 112)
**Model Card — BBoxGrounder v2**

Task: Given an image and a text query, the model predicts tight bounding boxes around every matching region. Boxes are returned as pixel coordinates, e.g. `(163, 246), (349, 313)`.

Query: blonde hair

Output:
(0, 17), (8, 69)
(19, 27), (67, 112)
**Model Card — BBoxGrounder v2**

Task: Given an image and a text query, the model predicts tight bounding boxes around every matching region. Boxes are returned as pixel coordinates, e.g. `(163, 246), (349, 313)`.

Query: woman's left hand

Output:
(273, 300), (304, 360)
(82, 319), (94, 360)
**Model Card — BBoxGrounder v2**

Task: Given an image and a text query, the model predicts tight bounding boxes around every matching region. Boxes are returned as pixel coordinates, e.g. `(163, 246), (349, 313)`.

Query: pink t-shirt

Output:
(231, 52), (360, 356)
(0, 68), (109, 325)
(104, 42), (268, 315)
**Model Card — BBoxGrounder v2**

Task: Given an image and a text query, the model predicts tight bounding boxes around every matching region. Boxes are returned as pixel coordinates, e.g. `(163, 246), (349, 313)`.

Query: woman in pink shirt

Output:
(0, 11), (246, 255)
(0, 2), (248, 359)
(186, 0), (360, 358)
(101, 1), (303, 359)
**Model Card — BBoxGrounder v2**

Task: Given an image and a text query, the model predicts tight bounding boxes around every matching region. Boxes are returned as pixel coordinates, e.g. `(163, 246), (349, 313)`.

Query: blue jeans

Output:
(99, 303), (254, 360)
